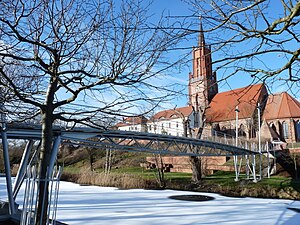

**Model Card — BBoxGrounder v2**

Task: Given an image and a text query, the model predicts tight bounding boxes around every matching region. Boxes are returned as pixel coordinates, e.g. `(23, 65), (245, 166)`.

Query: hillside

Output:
(2, 144), (300, 200)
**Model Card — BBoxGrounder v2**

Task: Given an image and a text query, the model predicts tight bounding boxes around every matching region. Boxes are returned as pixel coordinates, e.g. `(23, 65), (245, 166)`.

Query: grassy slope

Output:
(59, 147), (300, 199)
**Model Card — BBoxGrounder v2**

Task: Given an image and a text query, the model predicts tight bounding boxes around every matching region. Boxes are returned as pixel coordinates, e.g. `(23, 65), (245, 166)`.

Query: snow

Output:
(1, 177), (300, 225)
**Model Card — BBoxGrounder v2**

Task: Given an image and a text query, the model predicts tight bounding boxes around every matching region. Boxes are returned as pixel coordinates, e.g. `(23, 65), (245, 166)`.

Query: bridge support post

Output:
(13, 140), (34, 199)
(252, 155), (257, 183)
(252, 153), (257, 183)
(1, 124), (16, 215)
(234, 106), (240, 182)
(266, 142), (270, 178)
(233, 155), (239, 181)
(48, 136), (61, 177)
(257, 103), (262, 180)
(273, 149), (277, 173)
(245, 155), (250, 179)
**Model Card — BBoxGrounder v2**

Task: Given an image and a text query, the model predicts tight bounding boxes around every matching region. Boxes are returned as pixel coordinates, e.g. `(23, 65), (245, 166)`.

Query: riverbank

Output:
(61, 169), (300, 200)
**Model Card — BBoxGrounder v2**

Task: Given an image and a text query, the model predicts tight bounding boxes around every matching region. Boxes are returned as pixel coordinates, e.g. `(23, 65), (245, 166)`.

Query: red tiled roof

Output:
(150, 106), (193, 121)
(263, 92), (300, 120)
(116, 116), (148, 127)
(206, 83), (266, 123)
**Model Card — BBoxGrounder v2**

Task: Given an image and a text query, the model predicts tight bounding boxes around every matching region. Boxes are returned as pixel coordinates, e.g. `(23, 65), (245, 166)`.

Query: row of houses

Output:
(116, 106), (193, 137)
(116, 87), (300, 144)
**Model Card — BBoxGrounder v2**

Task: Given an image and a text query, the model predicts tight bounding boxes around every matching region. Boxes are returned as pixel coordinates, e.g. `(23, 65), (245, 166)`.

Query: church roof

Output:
(149, 106), (193, 121)
(263, 92), (300, 120)
(206, 83), (266, 123)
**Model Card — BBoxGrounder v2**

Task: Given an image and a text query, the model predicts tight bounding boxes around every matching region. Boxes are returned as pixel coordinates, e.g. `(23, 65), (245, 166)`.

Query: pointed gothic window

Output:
(239, 124), (246, 137)
(282, 121), (289, 139)
(296, 120), (300, 141)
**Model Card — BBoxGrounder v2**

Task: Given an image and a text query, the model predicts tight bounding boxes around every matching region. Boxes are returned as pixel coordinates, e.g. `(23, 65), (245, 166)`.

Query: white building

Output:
(147, 106), (196, 136)
(147, 106), (194, 136)
(115, 106), (197, 137)
(116, 116), (148, 132)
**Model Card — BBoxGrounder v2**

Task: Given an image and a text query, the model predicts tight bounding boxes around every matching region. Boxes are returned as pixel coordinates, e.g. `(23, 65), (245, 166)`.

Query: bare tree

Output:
(185, 0), (300, 94)
(104, 147), (113, 175)
(153, 153), (166, 188)
(85, 147), (96, 172)
(173, 106), (206, 182)
(0, 0), (184, 223)
(190, 106), (207, 182)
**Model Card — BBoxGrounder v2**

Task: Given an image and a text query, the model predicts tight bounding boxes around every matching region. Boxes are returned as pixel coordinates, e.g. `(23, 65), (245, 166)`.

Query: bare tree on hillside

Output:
(0, 0), (185, 223)
(153, 153), (166, 188)
(104, 147), (113, 175)
(85, 146), (97, 172)
(185, 0), (300, 93)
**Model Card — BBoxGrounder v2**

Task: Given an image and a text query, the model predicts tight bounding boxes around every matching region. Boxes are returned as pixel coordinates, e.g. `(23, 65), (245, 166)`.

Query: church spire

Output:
(198, 16), (205, 47)
(189, 15), (218, 108)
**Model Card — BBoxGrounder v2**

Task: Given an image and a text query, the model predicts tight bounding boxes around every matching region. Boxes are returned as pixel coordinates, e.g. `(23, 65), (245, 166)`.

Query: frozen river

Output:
(1, 178), (300, 224)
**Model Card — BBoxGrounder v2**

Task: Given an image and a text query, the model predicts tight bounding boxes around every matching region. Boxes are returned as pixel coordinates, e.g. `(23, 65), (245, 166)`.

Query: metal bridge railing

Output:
(201, 130), (271, 153)
(21, 165), (63, 225)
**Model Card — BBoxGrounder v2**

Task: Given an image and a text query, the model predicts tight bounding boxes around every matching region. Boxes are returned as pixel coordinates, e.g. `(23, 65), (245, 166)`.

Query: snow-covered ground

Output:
(1, 177), (300, 225)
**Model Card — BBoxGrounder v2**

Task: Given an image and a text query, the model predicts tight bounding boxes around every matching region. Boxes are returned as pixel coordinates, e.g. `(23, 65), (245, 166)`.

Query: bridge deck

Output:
(2, 125), (258, 156)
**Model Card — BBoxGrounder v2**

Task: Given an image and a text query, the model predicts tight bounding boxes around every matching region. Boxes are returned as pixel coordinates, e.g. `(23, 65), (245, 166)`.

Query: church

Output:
(116, 23), (300, 174)
(117, 23), (300, 145)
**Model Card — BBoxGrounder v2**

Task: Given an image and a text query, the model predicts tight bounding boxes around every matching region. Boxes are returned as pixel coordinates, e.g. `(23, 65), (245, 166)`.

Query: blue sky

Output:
(146, 0), (299, 108)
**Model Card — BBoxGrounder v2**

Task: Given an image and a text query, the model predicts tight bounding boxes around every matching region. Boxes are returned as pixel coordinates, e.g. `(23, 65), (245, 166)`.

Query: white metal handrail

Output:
(21, 165), (63, 225)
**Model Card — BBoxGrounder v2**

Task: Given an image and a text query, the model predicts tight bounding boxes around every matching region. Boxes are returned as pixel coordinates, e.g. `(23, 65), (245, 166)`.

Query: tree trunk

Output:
(153, 154), (165, 188)
(105, 148), (113, 175)
(190, 156), (202, 182)
(87, 148), (94, 172)
(184, 118), (203, 183)
(89, 153), (94, 172)
(35, 111), (54, 225)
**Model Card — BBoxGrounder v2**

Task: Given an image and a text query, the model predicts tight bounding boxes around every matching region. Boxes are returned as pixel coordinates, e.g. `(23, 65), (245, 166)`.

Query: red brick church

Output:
(186, 22), (300, 143)
(117, 22), (300, 173)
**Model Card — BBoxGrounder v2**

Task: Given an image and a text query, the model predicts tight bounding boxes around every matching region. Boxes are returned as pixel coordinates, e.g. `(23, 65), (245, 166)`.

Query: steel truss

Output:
(62, 130), (258, 156)
(4, 126), (258, 156)
(1, 124), (264, 220)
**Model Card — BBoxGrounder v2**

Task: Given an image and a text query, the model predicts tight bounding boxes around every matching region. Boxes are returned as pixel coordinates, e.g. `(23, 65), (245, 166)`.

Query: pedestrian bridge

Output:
(1, 124), (273, 221)
(4, 124), (260, 156)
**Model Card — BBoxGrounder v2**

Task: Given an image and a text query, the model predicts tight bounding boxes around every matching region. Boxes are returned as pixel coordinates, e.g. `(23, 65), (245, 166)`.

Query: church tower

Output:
(188, 20), (218, 110)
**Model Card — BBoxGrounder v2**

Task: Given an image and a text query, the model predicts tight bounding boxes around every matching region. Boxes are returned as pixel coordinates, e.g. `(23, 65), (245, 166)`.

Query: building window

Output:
(296, 121), (300, 141)
(282, 121), (289, 139)
(239, 124), (246, 137)
(149, 125), (152, 131)
(169, 123), (171, 128)
(176, 122), (179, 128)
